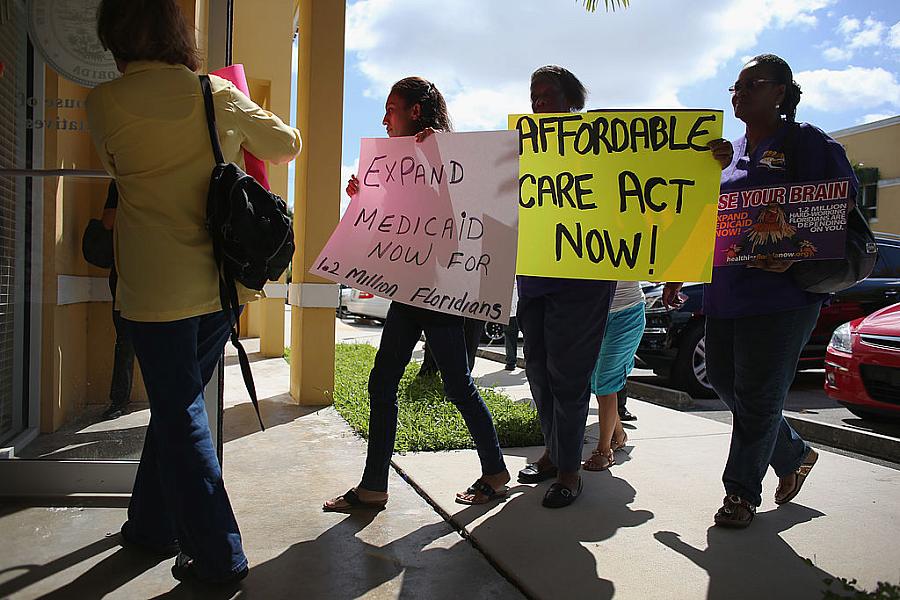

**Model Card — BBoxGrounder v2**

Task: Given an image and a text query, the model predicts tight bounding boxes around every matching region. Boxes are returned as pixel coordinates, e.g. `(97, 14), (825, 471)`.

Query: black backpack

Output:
(781, 122), (878, 293)
(200, 74), (296, 430)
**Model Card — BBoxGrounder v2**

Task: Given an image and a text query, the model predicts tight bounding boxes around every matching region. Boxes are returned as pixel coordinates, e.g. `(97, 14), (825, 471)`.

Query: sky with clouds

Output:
(297, 0), (900, 212)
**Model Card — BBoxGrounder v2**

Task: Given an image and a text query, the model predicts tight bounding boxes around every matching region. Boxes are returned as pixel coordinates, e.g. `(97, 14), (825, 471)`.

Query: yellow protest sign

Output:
(509, 110), (724, 282)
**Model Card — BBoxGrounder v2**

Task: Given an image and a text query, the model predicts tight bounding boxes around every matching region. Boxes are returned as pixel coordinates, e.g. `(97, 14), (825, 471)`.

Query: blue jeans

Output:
(518, 283), (614, 473)
(361, 302), (506, 492)
(705, 302), (821, 507)
(124, 310), (247, 579)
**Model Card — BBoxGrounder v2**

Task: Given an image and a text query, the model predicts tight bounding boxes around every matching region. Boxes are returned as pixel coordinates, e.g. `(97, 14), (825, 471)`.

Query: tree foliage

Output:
(582, 0), (630, 11)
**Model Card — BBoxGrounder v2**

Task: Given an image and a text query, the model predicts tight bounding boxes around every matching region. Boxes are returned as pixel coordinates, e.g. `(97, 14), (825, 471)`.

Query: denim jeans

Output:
(361, 302), (506, 492)
(518, 283), (614, 473)
(504, 317), (519, 368)
(124, 310), (247, 579)
(108, 310), (135, 408)
(705, 302), (821, 507)
(420, 317), (484, 375)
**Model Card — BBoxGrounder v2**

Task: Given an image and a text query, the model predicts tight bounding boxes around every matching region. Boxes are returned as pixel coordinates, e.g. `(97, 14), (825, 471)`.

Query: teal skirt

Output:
(591, 301), (646, 396)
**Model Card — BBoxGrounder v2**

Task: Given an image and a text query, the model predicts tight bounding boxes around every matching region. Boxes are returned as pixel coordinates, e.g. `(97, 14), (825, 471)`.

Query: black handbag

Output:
(789, 204), (878, 293)
(81, 218), (114, 269)
(781, 123), (878, 293)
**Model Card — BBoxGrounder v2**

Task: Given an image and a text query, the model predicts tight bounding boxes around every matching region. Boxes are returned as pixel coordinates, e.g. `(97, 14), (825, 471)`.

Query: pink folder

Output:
(210, 64), (271, 190)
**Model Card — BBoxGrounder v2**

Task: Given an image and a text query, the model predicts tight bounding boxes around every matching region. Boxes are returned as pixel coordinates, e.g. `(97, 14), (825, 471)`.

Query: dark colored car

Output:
(824, 302), (900, 420)
(637, 232), (900, 397)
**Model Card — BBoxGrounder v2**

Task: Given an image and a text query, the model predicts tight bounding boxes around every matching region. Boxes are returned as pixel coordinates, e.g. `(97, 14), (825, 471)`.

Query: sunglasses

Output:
(728, 79), (779, 94)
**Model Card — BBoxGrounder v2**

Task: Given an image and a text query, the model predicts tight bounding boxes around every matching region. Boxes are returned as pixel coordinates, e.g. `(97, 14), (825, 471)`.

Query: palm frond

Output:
(582, 0), (630, 12)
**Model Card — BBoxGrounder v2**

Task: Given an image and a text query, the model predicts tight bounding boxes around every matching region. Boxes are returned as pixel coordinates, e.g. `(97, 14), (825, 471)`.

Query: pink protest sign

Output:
(210, 64), (271, 190)
(312, 131), (520, 323)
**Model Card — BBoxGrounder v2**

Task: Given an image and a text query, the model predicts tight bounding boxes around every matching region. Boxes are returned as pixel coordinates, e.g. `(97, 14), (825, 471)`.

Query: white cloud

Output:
(827, 15), (888, 60)
(848, 16), (884, 48)
(859, 113), (894, 125)
(339, 158), (359, 216)
(823, 46), (852, 61)
(345, 0), (831, 131)
(795, 67), (900, 112)
(837, 16), (860, 36)
(889, 22), (900, 49)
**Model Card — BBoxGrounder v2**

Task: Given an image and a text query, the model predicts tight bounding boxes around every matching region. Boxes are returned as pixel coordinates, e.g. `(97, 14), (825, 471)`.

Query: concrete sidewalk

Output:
(0, 342), (522, 600)
(3, 345), (899, 599)
(423, 360), (900, 599)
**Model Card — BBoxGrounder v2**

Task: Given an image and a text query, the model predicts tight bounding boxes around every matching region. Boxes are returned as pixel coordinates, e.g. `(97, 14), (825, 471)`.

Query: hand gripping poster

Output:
(311, 131), (520, 324)
(713, 178), (852, 266)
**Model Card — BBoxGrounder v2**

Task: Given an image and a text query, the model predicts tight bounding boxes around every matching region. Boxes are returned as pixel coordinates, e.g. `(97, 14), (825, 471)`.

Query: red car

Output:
(825, 302), (900, 420)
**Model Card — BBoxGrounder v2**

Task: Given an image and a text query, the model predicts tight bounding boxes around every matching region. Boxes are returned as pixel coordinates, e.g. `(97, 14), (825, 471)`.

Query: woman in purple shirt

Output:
(665, 54), (857, 528)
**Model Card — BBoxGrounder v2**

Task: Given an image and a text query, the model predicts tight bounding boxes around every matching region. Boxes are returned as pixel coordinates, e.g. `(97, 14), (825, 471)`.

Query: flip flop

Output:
(775, 448), (819, 505)
(323, 488), (387, 512)
(455, 479), (508, 505)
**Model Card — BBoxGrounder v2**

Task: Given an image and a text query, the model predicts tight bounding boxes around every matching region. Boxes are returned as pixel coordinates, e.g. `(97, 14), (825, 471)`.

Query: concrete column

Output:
(258, 275), (287, 358)
(290, 0), (344, 405)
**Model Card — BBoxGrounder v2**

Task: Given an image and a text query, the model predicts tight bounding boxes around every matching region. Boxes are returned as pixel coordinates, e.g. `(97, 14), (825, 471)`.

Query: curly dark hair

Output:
(390, 77), (453, 133)
(97, 0), (201, 71)
(531, 65), (588, 111)
(748, 53), (802, 122)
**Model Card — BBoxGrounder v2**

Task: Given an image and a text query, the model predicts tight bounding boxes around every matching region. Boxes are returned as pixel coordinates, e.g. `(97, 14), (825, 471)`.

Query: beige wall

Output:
(833, 117), (900, 235)
(232, 0), (294, 203)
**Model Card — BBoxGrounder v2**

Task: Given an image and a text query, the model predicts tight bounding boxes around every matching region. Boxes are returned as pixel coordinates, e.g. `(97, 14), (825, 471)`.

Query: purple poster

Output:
(714, 178), (851, 266)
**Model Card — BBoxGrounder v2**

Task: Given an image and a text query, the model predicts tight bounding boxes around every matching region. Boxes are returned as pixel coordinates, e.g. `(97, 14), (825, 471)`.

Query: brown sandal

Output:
(612, 431), (628, 452)
(714, 494), (756, 528)
(583, 448), (615, 471)
(775, 448), (819, 505)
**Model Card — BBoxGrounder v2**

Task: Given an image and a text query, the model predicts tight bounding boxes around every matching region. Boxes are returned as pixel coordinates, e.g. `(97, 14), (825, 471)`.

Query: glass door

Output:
(0, 0), (231, 497)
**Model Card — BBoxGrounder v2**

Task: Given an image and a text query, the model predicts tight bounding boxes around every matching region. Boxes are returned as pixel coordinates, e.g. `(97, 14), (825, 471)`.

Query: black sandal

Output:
(456, 479), (508, 505)
(714, 495), (756, 528)
(323, 488), (388, 512)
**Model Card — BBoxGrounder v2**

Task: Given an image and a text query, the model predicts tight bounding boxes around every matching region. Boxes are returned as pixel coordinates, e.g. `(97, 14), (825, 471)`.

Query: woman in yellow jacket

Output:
(87, 0), (301, 584)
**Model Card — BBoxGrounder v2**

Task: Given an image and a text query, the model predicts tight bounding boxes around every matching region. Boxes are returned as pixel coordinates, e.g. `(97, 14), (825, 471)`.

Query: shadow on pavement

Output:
(655, 503), (838, 600)
(223, 394), (322, 444)
(449, 476), (653, 600)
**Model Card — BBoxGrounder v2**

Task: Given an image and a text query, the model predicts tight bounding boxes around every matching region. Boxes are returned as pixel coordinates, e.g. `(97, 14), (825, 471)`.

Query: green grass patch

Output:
(332, 343), (542, 452)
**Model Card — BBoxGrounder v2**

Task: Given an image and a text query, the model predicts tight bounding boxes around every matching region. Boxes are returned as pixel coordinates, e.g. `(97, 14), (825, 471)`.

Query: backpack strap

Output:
(199, 75), (226, 166)
(199, 74), (265, 432)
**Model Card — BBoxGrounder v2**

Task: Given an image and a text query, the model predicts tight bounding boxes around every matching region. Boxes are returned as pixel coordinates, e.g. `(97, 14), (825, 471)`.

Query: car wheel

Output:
(673, 323), (717, 398)
(483, 322), (505, 344)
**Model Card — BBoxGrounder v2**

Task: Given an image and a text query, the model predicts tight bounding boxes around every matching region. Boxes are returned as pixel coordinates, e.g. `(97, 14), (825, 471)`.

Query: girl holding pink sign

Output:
(324, 77), (510, 512)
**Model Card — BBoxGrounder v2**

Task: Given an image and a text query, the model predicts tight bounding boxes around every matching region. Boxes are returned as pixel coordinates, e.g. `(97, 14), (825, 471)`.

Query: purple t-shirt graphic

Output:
(703, 122), (858, 319)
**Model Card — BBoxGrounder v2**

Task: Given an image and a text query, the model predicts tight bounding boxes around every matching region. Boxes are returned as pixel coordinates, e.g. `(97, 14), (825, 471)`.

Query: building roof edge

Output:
(830, 115), (900, 138)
